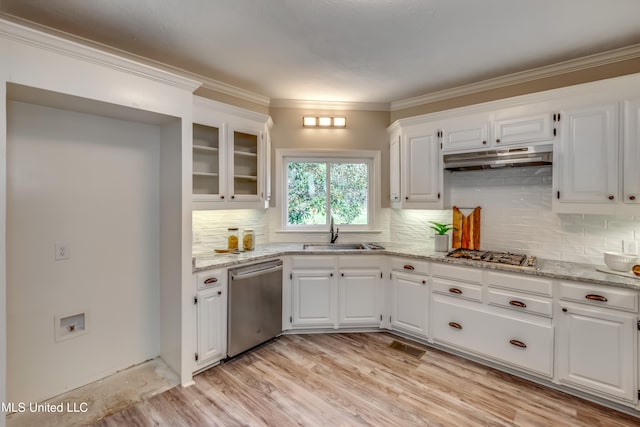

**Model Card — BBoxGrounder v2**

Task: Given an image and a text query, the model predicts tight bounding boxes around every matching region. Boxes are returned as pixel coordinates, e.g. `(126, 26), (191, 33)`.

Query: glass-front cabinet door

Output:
(229, 127), (262, 202)
(192, 123), (225, 201)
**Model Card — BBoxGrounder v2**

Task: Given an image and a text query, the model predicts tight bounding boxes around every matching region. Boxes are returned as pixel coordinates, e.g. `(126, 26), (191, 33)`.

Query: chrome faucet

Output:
(330, 215), (339, 243)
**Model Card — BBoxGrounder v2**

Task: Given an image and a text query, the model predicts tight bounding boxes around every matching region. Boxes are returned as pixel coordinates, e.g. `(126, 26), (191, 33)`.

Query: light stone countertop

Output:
(193, 242), (640, 291)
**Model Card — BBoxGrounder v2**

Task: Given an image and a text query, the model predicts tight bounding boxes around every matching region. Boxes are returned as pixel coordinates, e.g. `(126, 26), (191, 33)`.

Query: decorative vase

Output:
(434, 234), (449, 252)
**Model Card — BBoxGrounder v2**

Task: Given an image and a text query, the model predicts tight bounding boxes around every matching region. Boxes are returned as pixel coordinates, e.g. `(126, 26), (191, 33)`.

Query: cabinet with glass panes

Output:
(192, 96), (271, 210)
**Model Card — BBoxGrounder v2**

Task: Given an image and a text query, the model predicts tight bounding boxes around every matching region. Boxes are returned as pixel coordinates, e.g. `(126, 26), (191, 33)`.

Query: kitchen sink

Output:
(302, 243), (369, 251)
(302, 243), (385, 251)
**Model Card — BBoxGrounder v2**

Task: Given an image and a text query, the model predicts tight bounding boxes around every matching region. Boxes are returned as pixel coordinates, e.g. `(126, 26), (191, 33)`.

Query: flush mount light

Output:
(302, 116), (347, 128)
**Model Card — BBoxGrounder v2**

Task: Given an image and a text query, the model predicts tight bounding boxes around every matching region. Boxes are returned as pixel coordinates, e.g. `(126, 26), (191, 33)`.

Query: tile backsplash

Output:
(391, 166), (640, 265)
(192, 167), (640, 265)
(192, 209), (269, 256)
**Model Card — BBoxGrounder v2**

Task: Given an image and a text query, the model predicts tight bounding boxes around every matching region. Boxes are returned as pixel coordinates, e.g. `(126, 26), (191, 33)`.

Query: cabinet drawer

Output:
(432, 277), (483, 303)
(291, 256), (337, 270)
(558, 281), (638, 313)
(431, 295), (553, 377)
(431, 263), (482, 284)
(196, 269), (226, 290)
(486, 271), (552, 296)
(391, 258), (429, 275)
(488, 288), (552, 317)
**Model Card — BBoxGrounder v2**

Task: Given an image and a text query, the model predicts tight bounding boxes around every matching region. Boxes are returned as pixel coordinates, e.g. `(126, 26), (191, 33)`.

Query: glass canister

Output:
(242, 229), (255, 251)
(227, 227), (239, 251)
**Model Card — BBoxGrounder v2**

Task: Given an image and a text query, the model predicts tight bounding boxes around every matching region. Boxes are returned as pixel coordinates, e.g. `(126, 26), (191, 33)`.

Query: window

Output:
(279, 150), (378, 231)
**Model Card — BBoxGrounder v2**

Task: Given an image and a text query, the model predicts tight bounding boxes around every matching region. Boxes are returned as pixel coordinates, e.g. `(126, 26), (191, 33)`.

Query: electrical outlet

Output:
(55, 243), (70, 261)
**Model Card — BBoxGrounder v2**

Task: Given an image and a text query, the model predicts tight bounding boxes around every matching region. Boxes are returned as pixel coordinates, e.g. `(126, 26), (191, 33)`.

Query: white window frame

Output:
(276, 149), (380, 232)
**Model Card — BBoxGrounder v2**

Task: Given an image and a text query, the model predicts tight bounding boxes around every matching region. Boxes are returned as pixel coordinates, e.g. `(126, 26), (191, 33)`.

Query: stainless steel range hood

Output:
(443, 144), (553, 171)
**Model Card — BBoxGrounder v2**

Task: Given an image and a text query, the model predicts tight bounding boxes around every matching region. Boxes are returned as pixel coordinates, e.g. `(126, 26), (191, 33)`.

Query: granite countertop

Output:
(193, 242), (640, 291)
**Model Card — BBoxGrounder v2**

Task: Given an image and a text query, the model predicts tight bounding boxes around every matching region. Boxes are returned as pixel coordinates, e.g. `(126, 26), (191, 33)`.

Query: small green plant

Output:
(429, 221), (456, 235)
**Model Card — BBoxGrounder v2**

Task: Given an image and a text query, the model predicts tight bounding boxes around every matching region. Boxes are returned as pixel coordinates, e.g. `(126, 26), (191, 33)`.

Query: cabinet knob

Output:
(496, 139), (500, 143)
(341, 273), (344, 277)
(608, 195), (614, 200)
(405, 196), (409, 200)
(630, 195), (637, 201)
(482, 141), (487, 145)
(217, 290), (222, 295)
(562, 308), (568, 312)
(220, 195), (225, 199)
(231, 195), (235, 199)
(422, 280), (426, 285)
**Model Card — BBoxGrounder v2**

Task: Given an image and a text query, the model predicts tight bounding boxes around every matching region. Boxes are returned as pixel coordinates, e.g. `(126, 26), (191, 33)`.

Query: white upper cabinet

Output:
(192, 96), (271, 210)
(388, 121), (443, 209)
(623, 98), (640, 205)
(493, 112), (554, 146)
(440, 113), (490, 152)
(389, 128), (401, 204)
(552, 101), (620, 213)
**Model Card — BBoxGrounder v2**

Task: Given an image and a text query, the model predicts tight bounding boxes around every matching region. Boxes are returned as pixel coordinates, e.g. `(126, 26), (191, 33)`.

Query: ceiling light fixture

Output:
(302, 116), (347, 128)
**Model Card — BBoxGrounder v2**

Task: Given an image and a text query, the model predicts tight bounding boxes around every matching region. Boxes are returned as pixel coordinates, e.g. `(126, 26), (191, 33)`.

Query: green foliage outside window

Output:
(287, 161), (369, 226)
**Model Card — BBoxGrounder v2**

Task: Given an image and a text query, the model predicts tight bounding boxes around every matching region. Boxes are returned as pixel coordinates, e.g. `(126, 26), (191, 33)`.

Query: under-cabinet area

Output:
(194, 251), (640, 417)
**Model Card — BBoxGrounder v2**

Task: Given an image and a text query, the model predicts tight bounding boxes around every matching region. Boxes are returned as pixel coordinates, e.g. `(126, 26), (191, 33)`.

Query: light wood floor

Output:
(94, 332), (640, 426)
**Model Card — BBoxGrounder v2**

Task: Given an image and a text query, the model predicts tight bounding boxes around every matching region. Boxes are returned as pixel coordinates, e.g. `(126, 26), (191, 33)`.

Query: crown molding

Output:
(195, 76), (270, 107)
(0, 16), (203, 92)
(270, 98), (390, 112)
(391, 43), (640, 111)
(0, 15), (271, 106)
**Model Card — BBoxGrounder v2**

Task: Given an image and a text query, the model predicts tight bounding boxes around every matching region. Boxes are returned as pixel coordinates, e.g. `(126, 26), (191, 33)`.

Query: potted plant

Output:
(429, 221), (456, 252)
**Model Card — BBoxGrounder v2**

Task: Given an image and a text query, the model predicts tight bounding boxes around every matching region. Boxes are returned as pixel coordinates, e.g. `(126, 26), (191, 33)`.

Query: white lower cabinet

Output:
(289, 255), (383, 329)
(390, 270), (429, 338)
(195, 283), (227, 371)
(556, 301), (637, 404)
(338, 268), (382, 327)
(291, 269), (337, 328)
(431, 295), (553, 377)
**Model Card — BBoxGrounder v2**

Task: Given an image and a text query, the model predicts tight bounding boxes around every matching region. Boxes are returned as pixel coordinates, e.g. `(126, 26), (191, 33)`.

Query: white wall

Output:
(6, 101), (161, 403)
(391, 166), (640, 264)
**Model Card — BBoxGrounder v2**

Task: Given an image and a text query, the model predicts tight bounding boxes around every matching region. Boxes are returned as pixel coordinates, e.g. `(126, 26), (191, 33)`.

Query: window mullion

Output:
(325, 161), (331, 226)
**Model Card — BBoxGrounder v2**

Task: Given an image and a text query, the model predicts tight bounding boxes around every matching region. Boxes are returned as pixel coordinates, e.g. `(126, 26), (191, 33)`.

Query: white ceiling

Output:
(2, 0), (640, 105)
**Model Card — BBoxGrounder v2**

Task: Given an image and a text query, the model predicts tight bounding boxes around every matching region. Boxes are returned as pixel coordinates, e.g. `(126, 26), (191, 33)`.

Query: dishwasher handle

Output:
(230, 264), (283, 280)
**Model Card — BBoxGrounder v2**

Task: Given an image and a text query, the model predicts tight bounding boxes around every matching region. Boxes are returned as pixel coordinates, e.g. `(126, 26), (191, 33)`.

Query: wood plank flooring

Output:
(94, 332), (640, 426)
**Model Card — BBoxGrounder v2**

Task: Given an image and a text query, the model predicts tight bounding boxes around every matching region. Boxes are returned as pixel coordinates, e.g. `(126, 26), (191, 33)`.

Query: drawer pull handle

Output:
(509, 300), (526, 308)
(204, 277), (218, 284)
(448, 288), (463, 295)
(585, 294), (608, 302)
(448, 322), (462, 330)
(403, 265), (415, 271)
(509, 339), (527, 349)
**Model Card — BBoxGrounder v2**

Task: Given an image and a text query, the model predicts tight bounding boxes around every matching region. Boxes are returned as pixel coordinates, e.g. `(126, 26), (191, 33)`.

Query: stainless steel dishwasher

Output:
(227, 259), (283, 358)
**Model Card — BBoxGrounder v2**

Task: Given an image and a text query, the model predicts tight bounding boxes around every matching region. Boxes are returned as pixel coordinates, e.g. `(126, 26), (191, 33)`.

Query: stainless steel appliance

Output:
(443, 144), (553, 171)
(447, 248), (538, 268)
(227, 259), (283, 358)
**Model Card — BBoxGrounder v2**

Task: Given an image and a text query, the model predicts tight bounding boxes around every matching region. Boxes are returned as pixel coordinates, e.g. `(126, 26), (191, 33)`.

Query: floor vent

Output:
(389, 340), (426, 359)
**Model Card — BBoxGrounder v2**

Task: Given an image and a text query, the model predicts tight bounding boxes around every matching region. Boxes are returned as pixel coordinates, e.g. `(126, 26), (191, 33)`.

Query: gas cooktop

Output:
(446, 248), (538, 268)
